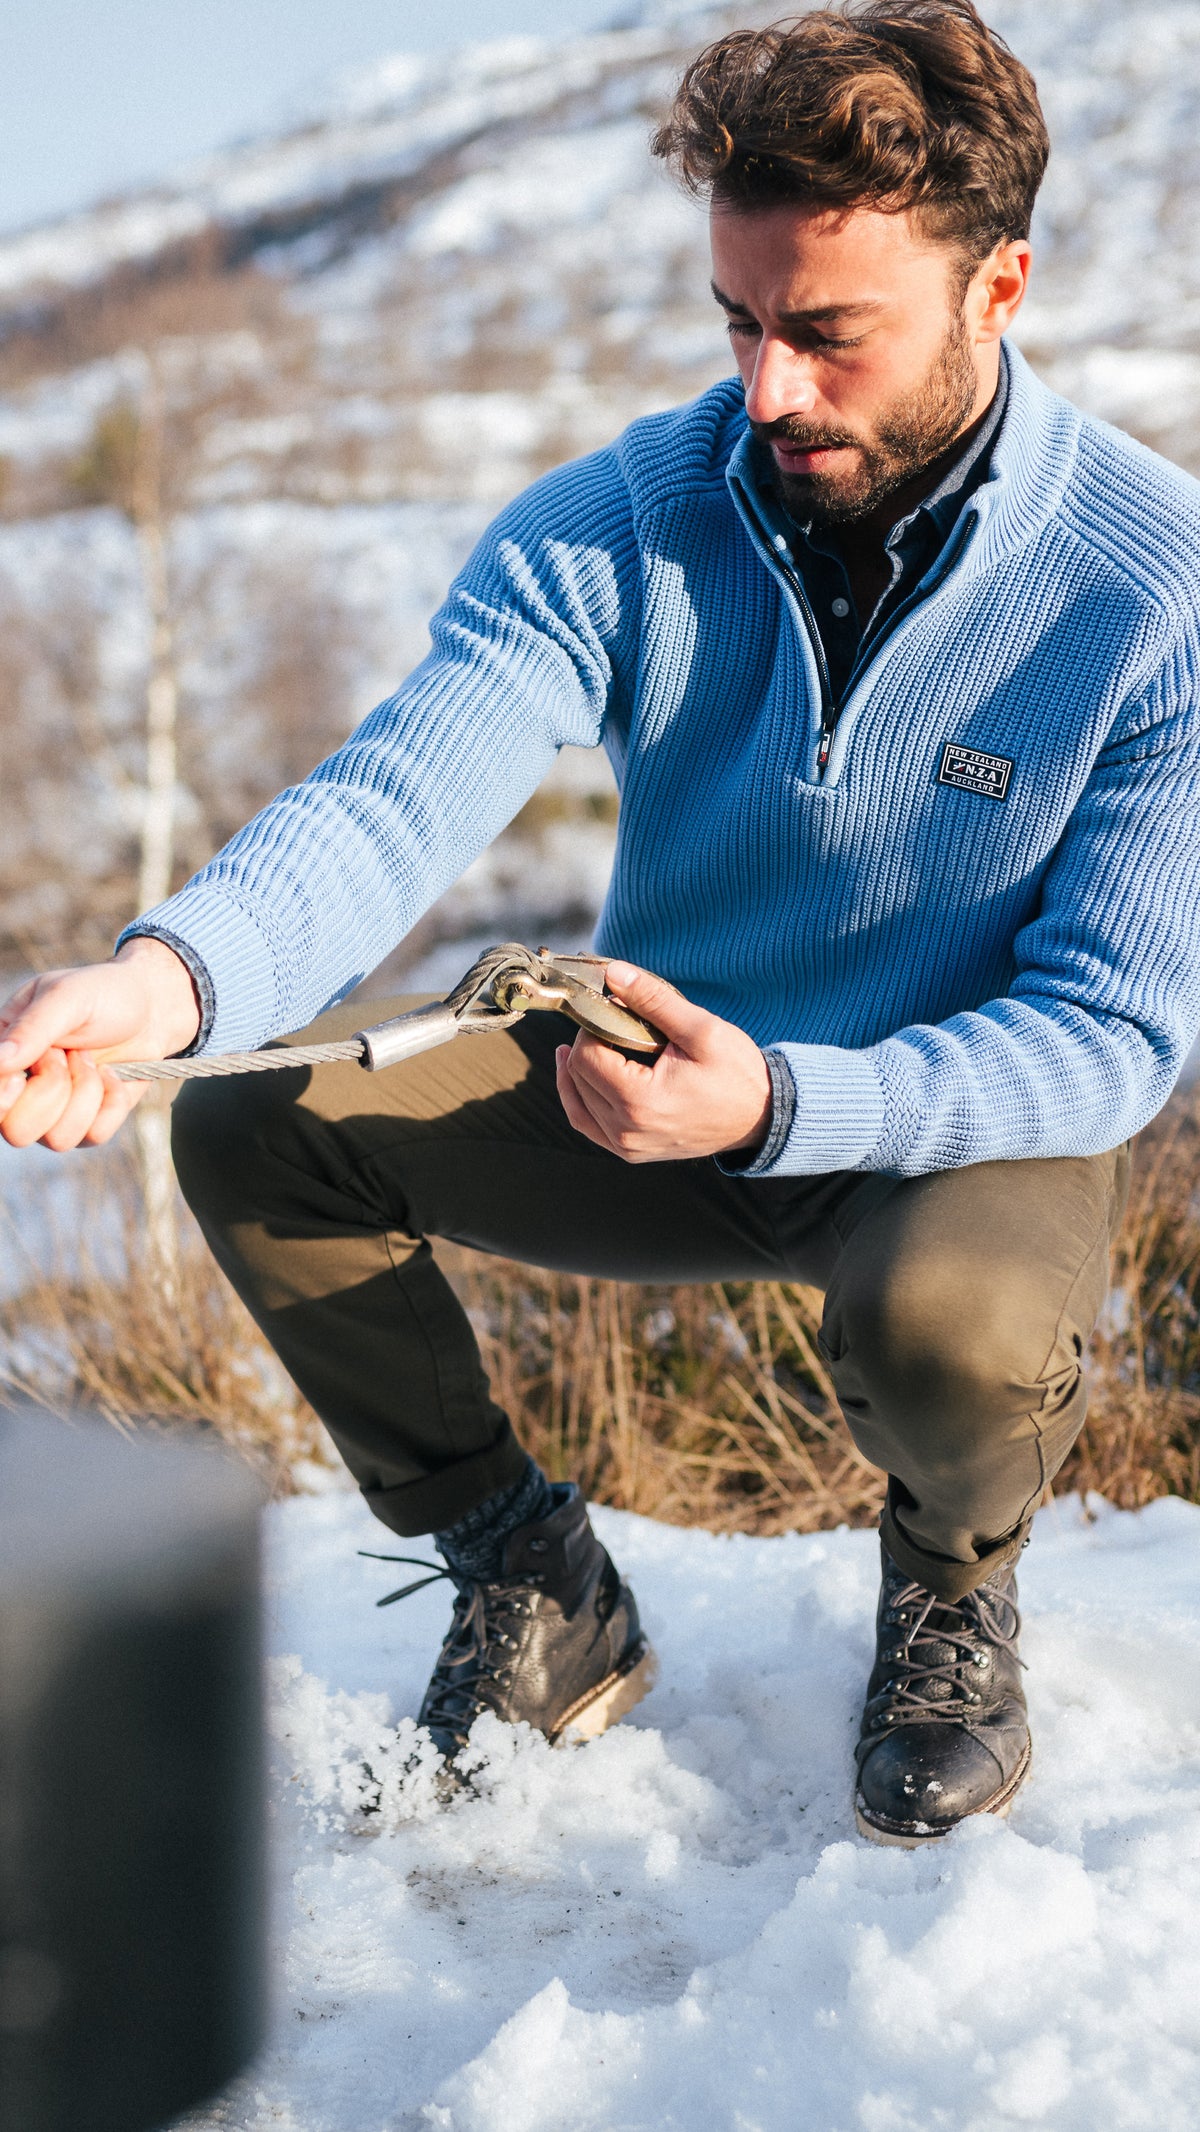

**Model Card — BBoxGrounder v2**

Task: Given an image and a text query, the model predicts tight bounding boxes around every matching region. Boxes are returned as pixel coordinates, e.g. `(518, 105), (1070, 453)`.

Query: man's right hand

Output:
(0, 938), (202, 1152)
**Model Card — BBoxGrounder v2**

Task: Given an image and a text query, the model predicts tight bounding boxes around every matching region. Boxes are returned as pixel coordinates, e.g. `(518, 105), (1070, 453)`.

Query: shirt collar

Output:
(891, 341), (1010, 553)
(731, 341), (1011, 561)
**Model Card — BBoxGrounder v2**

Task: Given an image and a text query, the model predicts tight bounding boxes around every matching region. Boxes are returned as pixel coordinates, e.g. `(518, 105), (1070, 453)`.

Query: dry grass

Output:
(4, 1088), (1200, 1530)
(441, 1250), (884, 1534)
(1066, 1089), (1200, 1509)
(0, 1150), (333, 1488)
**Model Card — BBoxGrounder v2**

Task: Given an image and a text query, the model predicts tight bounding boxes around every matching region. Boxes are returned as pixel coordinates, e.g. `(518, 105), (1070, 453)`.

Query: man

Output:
(3, 0), (1198, 1844)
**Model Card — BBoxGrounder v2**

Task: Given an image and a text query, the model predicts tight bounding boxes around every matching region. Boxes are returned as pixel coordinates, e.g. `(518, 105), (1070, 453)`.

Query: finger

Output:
(557, 1045), (661, 1161)
(0, 977), (95, 1076)
(0, 1050), (74, 1148)
(602, 962), (711, 1055)
(0, 977), (38, 1037)
(566, 1026), (656, 1102)
(40, 1053), (108, 1152)
(81, 1073), (146, 1146)
(561, 1039), (642, 1137)
(555, 1045), (617, 1153)
(0, 1071), (27, 1120)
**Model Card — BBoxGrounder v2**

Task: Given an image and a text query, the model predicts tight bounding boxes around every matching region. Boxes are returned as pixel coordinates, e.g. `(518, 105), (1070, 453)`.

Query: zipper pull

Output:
(816, 723), (833, 779)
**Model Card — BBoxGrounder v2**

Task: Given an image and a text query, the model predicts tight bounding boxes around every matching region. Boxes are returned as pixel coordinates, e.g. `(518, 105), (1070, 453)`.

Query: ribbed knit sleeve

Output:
(121, 450), (642, 1052)
(765, 622), (1200, 1176)
(113, 357), (1200, 1173)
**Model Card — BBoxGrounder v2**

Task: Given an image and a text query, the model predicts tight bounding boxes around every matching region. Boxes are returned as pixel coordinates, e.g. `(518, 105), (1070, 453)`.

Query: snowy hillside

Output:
(0, 13), (724, 516)
(4, 0), (1200, 505)
(2, 0), (1200, 976)
(173, 1487), (1200, 2132)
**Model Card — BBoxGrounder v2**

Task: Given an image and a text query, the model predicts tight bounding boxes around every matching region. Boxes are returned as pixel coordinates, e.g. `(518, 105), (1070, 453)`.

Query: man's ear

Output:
(968, 239), (1031, 345)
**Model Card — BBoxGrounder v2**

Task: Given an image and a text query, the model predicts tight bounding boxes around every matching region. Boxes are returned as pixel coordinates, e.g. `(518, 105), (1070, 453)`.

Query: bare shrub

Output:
(0, 571), (144, 970)
(178, 555), (359, 851)
(440, 1248), (884, 1532)
(0, 248), (287, 394)
(508, 787), (619, 835)
(0, 1147), (336, 1492)
(1066, 1088), (1200, 1508)
(0, 497), (360, 982)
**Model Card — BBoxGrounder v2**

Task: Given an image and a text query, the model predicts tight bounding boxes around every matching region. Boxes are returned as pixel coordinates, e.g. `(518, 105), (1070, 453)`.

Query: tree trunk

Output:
(135, 1093), (180, 1299)
(131, 374), (181, 1298)
(135, 514), (179, 916)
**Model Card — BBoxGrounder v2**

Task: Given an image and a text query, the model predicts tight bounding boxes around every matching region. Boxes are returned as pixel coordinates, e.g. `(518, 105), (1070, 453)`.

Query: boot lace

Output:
(868, 1576), (1023, 1731)
(360, 1551), (544, 1741)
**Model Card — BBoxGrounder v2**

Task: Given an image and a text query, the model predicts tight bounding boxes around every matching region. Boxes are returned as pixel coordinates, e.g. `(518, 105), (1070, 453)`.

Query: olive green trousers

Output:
(171, 995), (1129, 1602)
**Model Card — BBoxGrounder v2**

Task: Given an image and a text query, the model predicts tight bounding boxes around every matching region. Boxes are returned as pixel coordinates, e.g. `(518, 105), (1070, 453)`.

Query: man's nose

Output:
(744, 338), (820, 426)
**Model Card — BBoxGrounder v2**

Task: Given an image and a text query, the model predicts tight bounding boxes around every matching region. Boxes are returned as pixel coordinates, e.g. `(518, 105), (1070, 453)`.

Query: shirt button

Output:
(831, 597), (851, 618)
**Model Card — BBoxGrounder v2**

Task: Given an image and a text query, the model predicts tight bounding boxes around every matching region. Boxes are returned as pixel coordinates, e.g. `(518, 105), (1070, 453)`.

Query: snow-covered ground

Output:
(178, 1487), (1200, 2132)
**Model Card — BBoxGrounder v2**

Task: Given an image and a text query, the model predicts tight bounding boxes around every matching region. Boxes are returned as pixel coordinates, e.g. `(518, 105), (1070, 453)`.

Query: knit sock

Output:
(434, 1456), (557, 1582)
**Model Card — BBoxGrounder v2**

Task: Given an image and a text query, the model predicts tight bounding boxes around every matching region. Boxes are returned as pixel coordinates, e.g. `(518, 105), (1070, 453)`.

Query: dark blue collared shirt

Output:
(769, 346), (1010, 705)
(729, 349), (1011, 1173)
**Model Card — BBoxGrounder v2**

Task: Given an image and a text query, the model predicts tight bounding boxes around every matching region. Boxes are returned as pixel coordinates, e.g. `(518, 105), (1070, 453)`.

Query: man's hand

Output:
(555, 961), (773, 1164)
(0, 938), (202, 1152)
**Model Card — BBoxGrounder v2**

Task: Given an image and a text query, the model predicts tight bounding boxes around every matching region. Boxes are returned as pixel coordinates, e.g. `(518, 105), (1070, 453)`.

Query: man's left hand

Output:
(554, 961), (773, 1164)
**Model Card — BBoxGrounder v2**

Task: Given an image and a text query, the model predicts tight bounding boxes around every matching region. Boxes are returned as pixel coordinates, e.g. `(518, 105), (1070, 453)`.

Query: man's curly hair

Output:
(652, 1), (1048, 265)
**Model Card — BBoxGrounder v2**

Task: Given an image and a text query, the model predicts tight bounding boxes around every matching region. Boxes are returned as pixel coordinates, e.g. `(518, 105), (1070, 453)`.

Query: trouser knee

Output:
(170, 1069), (332, 1237)
(821, 1209), (1096, 1590)
(173, 1075), (261, 1219)
(827, 1243), (1055, 1448)
(822, 1155), (1124, 1497)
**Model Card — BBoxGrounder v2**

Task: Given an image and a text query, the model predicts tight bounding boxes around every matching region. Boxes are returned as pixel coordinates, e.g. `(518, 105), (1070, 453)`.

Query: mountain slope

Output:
(1, 0), (1198, 976)
(3, 0), (1200, 512)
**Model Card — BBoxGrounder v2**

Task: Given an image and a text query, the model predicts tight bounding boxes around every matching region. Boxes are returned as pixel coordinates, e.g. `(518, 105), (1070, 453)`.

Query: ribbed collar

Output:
(726, 341), (1078, 589)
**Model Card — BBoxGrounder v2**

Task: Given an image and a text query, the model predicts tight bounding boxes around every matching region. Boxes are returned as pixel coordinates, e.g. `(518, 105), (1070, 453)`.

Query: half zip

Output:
(731, 429), (994, 789)
(771, 548), (839, 781)
(776, 509), (980, 784)
(839, 512), (980, 712)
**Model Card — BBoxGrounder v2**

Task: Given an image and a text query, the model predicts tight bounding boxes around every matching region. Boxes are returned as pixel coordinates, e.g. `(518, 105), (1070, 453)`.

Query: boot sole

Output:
(854, 1738), (1032, 1848)
(550, 1638), (659, 1746)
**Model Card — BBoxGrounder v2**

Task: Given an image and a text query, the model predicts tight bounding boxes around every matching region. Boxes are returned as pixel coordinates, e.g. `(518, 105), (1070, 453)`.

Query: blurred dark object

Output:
(0, 1409), (266, 2132)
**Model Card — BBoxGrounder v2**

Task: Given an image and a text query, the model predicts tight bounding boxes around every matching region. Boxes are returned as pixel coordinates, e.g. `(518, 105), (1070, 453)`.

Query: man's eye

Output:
(723, 321), (866, 350)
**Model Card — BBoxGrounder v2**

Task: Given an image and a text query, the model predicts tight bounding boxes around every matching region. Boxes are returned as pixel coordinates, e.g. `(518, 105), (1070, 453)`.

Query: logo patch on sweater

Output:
(937, 742), (1014, 801)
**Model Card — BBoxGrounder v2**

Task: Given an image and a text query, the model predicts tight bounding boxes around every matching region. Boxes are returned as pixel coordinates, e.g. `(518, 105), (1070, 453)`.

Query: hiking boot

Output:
(854, 1543), (1031, 1846)
(367, 1484), (656, 1760)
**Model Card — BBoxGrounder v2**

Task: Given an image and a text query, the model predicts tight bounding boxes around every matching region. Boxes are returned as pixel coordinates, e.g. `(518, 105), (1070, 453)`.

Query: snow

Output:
(177, 1488), (1200, 2132)
(2, 0), (1197, 360)
(1026, 347), (1200, 447)
(405, 122), (675, 257)
(0, 1138), (122, 1297)
(6, 0), (1200, 523)
(0, 497), (493, 736)
(0, 25), (679, 300)
(0, 351), (147, 464)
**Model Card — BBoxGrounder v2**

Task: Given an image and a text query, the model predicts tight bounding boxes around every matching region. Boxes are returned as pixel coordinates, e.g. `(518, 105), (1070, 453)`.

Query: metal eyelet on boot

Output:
(393, 1487), (656, 1762)
(855, 1548), (1031, 1844)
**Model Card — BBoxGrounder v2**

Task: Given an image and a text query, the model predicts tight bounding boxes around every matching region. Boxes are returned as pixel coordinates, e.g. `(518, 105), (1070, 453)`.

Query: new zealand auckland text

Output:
(937, 743), (1015, 800)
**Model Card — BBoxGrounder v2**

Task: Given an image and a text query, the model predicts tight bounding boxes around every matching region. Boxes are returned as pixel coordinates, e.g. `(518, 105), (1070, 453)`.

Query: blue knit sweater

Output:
(132, 345), (1200, 1178)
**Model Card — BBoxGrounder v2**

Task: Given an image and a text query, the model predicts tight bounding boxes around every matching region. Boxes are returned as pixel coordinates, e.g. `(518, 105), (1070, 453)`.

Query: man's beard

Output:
(754, 310), (981, 530)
